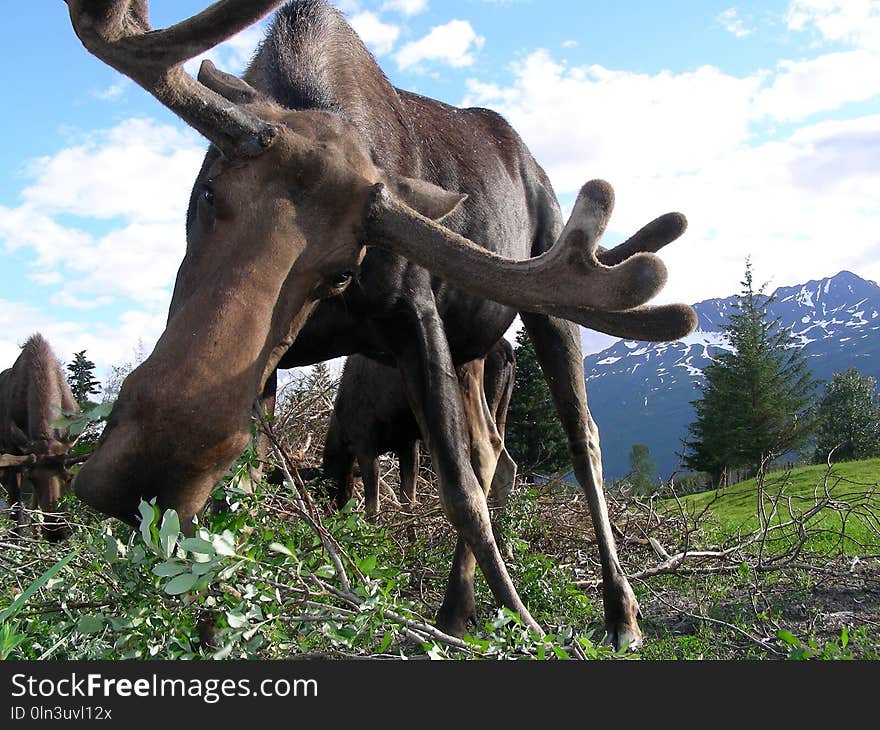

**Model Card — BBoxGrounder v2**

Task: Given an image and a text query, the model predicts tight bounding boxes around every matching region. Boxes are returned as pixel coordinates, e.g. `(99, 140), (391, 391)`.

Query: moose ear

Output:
(198, 60), (264, 105)
(390, 176), (468, 222)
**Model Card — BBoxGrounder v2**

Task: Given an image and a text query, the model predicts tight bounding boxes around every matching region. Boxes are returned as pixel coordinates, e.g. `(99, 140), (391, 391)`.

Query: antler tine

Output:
(65, 0), (285, 158)
(549, 303), (697, 342)
(598, 212), (688, 267)
(124, 1), (285, 68)
(580, 213), (697, 340)
(367, 179), (671, 321)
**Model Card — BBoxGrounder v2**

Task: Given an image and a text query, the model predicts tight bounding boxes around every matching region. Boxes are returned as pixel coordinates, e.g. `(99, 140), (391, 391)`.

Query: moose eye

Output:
(201, 183), (215, 207)
(329, 271), (353, 288)
(313, 270), (355, 300)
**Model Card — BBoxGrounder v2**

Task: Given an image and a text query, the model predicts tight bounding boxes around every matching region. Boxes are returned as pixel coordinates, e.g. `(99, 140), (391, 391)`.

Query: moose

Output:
(0, 334), (80, 541)
(66, 0), (697, 648)
(323, 338), (517, 517)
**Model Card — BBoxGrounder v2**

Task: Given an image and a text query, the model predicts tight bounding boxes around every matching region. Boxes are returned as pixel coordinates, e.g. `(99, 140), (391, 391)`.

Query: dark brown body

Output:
(68, 0), (698, 647)
(0, 334), (78, 541)
(323, 338), (516, 514)
(177, 0), (640, 644)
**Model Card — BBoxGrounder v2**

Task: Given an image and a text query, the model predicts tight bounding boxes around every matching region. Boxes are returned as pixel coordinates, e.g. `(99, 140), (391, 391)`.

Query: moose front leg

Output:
(458, 359), (515, 557)
(399, 440), (420, 508)
(391, 306), (540, 638)
(358, 454), (381, 519)
(522, 312), (642, 651)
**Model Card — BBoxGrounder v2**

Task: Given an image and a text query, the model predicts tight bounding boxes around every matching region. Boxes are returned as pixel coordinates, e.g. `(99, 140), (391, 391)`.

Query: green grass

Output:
(667, 459), (880, 556)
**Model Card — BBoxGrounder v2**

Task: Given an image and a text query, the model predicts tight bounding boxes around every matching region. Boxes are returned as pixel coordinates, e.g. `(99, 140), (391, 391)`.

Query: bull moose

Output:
(0, 334), (79, 541)
(323, 338), (517, 516)
(65, 0), (697, 648)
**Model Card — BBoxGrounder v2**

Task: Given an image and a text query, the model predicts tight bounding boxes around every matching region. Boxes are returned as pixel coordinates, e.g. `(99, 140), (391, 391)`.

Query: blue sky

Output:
(1, 0), (879, 376)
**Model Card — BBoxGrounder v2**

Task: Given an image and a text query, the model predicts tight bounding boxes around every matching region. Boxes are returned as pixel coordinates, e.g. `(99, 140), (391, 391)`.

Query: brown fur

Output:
(67, 1), (697, 648)
(324, 339), (516, 515)
(0, 334), (79, 541)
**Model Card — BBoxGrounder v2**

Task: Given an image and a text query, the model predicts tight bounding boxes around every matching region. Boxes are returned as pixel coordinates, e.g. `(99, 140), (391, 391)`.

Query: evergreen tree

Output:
(505, 327), (569, 478)
(813, 369), (880, 463)
(626, 443), (657, 494)
(66, 350), (100, 407)
(684, 261), (817, 484)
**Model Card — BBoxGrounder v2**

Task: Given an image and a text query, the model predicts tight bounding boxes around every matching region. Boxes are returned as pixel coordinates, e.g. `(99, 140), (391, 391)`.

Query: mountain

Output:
(582, 270), (880, 481)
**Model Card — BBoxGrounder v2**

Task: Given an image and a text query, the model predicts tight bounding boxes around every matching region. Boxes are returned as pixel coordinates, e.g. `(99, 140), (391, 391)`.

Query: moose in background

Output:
(323, 338), (517, 517)
(0, 334), (79, 541)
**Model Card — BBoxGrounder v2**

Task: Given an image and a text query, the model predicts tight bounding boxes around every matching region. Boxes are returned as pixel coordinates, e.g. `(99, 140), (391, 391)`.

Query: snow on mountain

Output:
(581, 271), (880, 481)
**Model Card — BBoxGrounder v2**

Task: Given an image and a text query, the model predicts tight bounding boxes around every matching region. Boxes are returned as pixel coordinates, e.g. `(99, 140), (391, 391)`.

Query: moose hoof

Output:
(603, 574), (643, 651)
(605, 621), (643, 652)
(436, 605), (477, 639)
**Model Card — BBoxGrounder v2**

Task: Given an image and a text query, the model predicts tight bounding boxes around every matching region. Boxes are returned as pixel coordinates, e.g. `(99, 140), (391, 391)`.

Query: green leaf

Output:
(314, 564), (336, 579)
(191, 559), (220, 576)
(776, 630), (801, 647)
(87, 402), (114, 420)
(212, 643), (234, 660)
(212, 531), (237, 557)
(551, 646), (570, 660)
(840, 627), (849, 649)
(180, 537), (215, 556)
(268, 542), (293, 557)
(164, 572), (199, 596)
(379, 631), (394, 653)
(226, 611), (248, 629)
(129, 545), (147, 564)
(0, 551), (75, 624)
(102, 534), (119, 563)
(138, 500), (158, 551)
(76, 615), (105, 635)
(158, 510), (181, 558)
(152, 559), (188, 578)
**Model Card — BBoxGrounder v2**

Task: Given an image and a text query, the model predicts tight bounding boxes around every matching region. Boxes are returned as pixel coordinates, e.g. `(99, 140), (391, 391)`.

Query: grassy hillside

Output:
(669, 459), (880, 556)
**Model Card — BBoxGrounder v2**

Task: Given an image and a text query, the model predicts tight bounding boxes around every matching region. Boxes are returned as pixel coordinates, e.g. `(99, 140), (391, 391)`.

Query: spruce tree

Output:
(66, 350), (101, 407)
(626, 443), (657, 494)
(684, 261), (817, 484)
(813, 369), (880, 463)
(505, 327), (569, 478)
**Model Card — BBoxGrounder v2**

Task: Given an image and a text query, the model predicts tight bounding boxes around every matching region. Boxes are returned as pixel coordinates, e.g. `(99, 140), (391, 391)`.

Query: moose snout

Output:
(73, 419), (144, 525)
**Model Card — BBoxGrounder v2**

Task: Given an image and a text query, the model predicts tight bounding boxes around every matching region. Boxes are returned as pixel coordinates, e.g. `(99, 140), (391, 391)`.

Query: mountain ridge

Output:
(581, 270), (880, 481)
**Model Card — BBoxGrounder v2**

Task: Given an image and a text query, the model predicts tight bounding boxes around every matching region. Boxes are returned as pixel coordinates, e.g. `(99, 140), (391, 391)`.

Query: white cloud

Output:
(0, 297), (146, 383)
(350, 11), (401, 55)
(463, 49), (880, 306)
(396, 20), (486, 70)
(718, 7), (754, 37)
(465, 52), (759, 188)
(21, 119), (203, 224)
(0, 118), (206, 375)
(382, 0), (428, 16)
(0, 297), (169, 384)
(754, 49), (880, 121)
(787, 0), (880, 50)
(92, 80), (128, 101)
